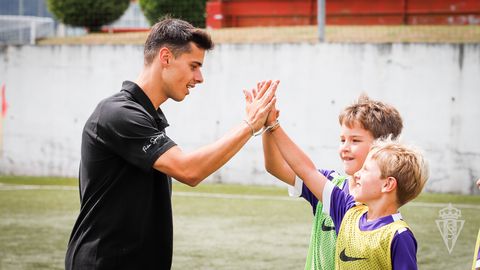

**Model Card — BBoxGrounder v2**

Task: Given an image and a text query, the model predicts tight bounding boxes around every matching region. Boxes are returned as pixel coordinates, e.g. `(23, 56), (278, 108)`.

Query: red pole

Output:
(1, 83), (7, 118)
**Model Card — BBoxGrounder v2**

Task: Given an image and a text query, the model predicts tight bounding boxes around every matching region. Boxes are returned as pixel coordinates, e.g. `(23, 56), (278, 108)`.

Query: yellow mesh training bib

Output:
(335, 205), (409, 270)
(472, 229), (480, 270)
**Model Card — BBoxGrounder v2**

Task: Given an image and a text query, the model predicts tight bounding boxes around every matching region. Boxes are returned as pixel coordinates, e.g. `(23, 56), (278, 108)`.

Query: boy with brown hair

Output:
(259, 93), (403, 269)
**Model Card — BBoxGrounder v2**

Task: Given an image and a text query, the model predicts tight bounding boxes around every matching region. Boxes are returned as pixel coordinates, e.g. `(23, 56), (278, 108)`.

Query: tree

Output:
(139, 0), (206, 28)
(47, 0), (130, 32)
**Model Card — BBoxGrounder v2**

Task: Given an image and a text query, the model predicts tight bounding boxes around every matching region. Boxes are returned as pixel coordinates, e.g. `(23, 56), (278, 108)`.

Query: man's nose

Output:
(194, 70), (203, 84)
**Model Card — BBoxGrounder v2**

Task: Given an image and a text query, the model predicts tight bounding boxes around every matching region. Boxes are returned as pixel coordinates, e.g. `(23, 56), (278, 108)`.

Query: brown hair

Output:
(369, 139), (429, 206)
(143, 17), (214, 65)
(339, 94), (403, 140)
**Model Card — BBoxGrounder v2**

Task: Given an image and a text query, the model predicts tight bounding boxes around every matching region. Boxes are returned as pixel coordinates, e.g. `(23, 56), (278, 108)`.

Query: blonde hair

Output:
(339, 94), (403, 140)
(369, 139), (429, 207)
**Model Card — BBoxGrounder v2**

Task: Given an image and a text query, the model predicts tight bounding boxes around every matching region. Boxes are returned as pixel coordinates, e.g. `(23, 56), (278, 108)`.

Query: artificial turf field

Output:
(0, 176), (479, 269)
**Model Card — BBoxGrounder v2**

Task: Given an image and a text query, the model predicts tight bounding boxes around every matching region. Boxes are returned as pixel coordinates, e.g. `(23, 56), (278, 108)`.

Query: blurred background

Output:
(0, 1), (479, 269)
(1, 0), (480, 44)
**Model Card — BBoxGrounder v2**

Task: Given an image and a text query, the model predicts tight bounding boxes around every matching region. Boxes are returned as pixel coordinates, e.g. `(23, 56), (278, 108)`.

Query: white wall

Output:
(1, 43), (479, 194)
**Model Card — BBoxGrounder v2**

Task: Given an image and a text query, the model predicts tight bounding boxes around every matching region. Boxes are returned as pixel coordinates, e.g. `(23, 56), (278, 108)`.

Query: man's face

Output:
(338, 121), (374, 177)
(163, 42), (205, 102)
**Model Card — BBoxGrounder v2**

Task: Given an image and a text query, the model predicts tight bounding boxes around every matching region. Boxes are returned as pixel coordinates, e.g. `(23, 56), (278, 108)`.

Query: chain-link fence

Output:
(105, 1), (149, 32)
(0, 0), (151, 44)
(204, 0), (480, 44)
(2, 0), (479, 45)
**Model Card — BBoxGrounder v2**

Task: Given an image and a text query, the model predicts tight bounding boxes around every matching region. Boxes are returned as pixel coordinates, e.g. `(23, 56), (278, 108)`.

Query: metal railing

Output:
(0, 15), (54, 45)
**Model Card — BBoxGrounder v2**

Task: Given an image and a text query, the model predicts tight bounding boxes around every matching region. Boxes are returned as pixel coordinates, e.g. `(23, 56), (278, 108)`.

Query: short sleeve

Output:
(288, 176), (303, 197)
(391, 229), (418, 270)
(322, 181), (356, 234)
(98, 102), (176, 172)
(296, 169), (340, 215)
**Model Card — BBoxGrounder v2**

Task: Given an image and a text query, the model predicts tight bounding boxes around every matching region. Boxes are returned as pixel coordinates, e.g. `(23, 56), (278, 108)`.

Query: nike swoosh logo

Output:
(339, 248), (367, 262)
(321, 219), (335, 231)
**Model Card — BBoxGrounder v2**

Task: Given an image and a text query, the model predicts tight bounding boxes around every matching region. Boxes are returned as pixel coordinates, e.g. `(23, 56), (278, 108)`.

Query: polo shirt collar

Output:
(121, 80), (170, 130)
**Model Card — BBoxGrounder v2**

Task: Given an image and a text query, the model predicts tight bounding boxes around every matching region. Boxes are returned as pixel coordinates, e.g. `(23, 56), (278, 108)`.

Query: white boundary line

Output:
(407, 201), (480, 210)
(1, 183), (479, 210)
(175, 192), (480, 210)
(0, 183), (78, 191)
(173, 191), (296, 201)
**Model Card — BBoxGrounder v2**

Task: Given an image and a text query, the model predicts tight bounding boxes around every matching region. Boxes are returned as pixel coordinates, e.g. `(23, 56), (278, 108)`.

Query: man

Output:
(65, 18), (277, 270)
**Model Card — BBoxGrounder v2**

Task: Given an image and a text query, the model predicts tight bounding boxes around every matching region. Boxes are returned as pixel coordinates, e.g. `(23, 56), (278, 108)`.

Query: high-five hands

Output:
(255, 81), (280, 128)
(243, 80), (279, 135)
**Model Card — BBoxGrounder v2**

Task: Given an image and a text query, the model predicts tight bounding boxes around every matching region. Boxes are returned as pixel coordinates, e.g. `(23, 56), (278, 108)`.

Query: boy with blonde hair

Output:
(268, 122), (428, 268)
(260, 93), (403, 269)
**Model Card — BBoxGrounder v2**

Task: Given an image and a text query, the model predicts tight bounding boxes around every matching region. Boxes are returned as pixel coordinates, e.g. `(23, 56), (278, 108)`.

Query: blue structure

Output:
(0, 0), (52, 17)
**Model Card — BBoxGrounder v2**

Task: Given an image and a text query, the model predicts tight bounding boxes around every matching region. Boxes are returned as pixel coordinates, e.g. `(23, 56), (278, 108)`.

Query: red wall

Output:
(206, 0), (480, 28)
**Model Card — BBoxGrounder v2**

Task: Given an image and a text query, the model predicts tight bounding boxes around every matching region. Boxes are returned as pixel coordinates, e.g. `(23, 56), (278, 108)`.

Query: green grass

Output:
(0, 176), (78, 186)
(0, 176), (479, 269)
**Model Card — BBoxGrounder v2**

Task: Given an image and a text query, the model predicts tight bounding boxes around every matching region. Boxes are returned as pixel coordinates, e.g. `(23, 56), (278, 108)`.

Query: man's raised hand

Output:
(243, 80), (279, 134)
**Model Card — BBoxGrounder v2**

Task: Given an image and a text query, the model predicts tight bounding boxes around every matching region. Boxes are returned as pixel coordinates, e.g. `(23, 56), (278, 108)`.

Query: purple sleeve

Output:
(391, 229), (418, 270)
(323, 183), (356, 235)
(301, 169), (336, 215)
(301, 184), (318, 215)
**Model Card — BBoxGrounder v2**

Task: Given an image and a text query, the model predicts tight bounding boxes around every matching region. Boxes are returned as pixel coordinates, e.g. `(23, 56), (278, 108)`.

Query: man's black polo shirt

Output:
(65, 81), (177, 270)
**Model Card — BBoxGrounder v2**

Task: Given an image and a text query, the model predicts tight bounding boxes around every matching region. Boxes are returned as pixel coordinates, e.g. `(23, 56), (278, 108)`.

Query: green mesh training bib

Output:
(304, 174), (347, 270)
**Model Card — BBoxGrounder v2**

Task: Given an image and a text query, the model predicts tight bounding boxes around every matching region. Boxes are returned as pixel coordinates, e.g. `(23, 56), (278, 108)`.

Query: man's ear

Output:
(382, 176), (397, 193)
(158, 47), (172, 65)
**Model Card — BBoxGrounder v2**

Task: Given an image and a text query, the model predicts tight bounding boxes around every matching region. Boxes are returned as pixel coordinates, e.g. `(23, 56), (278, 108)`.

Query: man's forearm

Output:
(156, 121), (252, 187)
(186, 121), (253, 183)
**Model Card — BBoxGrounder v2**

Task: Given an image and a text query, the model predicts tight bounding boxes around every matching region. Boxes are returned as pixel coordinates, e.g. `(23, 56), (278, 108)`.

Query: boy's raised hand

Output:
(254, 80), (280, 127)
(265, 106), (280, 127)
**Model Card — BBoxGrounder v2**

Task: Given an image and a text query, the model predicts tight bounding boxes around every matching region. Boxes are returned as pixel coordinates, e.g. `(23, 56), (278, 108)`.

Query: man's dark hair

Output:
(143, 17), (214, 65)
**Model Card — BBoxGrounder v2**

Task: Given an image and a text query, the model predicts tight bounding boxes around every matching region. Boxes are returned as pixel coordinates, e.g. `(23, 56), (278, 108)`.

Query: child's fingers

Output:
(243, 89), (253, 103)
(258, 81), (266, 92)
(257, 81), (265, 91)
(263, 97), (277, 116)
